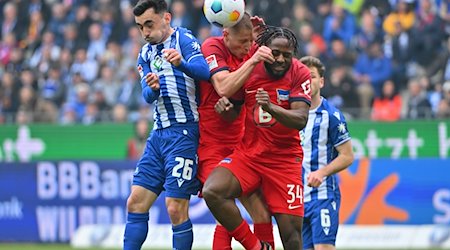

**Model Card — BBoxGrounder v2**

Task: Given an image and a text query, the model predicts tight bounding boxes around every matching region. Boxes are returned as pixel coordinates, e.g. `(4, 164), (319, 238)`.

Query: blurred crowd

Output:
(1, 0), (450, 125)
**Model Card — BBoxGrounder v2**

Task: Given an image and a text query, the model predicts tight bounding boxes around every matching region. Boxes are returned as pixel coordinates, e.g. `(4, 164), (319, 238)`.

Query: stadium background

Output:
(1, 0), (450, 249)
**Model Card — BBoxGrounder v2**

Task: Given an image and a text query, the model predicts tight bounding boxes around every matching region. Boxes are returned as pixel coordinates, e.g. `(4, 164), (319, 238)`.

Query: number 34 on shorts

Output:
(287, 184), (303, 210)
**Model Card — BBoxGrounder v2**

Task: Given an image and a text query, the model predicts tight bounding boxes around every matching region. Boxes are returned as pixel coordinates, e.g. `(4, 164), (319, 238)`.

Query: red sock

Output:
(229, 220), (260, 250)
(213, 224), (232, 250)
(254, 223), (274, 249)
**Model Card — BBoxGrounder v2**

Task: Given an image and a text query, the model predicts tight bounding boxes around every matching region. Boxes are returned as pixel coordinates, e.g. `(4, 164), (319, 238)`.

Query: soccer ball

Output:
(203, 0), (245, 28)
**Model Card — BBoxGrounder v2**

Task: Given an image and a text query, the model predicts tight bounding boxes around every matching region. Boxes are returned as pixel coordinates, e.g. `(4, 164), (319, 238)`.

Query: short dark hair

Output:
(133, 0), (168, 16)
(229, 12), (252, 33)
(299, 56), (325, 77)
(256, 25), (298, 55)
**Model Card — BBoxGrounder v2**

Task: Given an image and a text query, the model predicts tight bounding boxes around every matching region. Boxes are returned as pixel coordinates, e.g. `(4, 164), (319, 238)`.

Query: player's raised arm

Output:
(202, 13), (274, 98)
(174, 28), (210, 80)
(256, 88), (310, 130)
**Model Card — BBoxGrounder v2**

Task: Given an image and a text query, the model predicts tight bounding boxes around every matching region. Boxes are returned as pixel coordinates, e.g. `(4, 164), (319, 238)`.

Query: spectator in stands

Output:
(47, 2), (68, 47)
(353, 10), (384, 53)
(371, 79), (403, 121)
(170, 0), (192, 29)
(0, 2), (24, 41)
(353, 40), (392, 118)
(436, 81), (450, 118)
(93, 65), (121, 107)
(334, 0), (364, 15)
(322, 64), (360, 118)
(324, 38), (355, 75)
(361, 0), (392, 19)
(298, 23), (327, 56)
(291, 2), (312, 35)
(383, 0), (416, 36)
(427, 37), (450, 84)
(0, 71), (19, 122)
(0, 32), (16, 66)
(385, 19), (415, 89)
(403, 78), (433, 119)
(323, 4), (357, 47)
(414, 0), (445, 68)
(70, 48), (99, 83)
(39, 64), (66, 107)
(127, 118), (150, 160)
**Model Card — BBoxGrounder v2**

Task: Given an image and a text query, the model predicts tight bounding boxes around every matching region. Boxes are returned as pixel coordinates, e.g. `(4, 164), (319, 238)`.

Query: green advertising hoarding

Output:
(0, 124), (134, 161)
(0, 120), (449, 162)
(347, 120), (449, 159)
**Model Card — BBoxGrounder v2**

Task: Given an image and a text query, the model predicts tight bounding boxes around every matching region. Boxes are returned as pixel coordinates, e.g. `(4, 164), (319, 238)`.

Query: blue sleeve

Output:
(137, 47), (160, 104)
(178, 29), (210, 80)
(328, 108), (351, 147)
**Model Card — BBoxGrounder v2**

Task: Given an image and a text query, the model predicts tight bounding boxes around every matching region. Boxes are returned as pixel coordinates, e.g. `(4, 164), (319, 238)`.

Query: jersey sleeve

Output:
(289, 61), (312, 106)
(178, 28), (210, 80)
(328, 109), (351, 147)
(201, 38), (230, 76)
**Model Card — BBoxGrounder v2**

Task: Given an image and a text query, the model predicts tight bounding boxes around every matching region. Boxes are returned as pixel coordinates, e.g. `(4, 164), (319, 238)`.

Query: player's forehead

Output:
(134, 8), (162, 25)
(229, 27), (252, 39)
(268, 37), (292, 51)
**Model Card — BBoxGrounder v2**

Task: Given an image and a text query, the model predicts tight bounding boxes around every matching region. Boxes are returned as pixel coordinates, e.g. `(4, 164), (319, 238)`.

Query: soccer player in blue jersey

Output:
(299, 56), (354, 250)
(123, 1), (210, 250)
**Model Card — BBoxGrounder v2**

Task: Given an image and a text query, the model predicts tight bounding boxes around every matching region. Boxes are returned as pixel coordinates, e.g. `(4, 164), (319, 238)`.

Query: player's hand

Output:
(214, 96), (234, 114)
(256, 88), (272, 112)
(307, 170), (326, 188)
(162, 48), (182, 67)
(250, 15), (265, 27)
(250, 15), (265, 39)
(145, 73), (160, 91)
(251, 46), (275, 65)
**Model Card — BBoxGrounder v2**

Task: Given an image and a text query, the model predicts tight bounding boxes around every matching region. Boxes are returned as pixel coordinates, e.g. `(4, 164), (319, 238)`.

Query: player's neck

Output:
(310, 95), (321, 109)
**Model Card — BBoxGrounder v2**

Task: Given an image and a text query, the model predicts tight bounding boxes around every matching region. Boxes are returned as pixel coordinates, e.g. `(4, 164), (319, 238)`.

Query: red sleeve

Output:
(289, 60), (312, 106)
(201, 37), (230, 76)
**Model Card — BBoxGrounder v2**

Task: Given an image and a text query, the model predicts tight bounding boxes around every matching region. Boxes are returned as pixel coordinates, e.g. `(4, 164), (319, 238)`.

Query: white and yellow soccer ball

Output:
(203, 0), (245, 28)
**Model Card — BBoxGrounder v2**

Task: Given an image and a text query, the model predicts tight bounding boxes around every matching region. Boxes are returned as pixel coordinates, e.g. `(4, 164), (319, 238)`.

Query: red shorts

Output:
(197, 144), (234, 184)
(218, 150), (304, 216)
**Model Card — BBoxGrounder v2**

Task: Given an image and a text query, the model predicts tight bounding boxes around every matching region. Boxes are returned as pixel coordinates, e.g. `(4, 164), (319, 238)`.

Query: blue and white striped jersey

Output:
(137, 27), (207, 130)
(300, 97), (351, 202)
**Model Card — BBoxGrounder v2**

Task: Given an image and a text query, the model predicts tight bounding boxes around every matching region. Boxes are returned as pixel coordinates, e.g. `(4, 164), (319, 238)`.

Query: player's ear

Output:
(223, 28), (229, 38)
(163, 12), (171, 24)
(320, 76), (325, 88)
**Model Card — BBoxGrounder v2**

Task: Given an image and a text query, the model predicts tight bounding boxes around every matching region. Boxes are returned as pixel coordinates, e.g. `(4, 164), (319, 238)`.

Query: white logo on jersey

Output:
(338, 123), (346, 133)
(177, 178), (185, 187)
(191, 41), (201, 52)
(206, 55), (218, 71)
(323, 227), (330, 235)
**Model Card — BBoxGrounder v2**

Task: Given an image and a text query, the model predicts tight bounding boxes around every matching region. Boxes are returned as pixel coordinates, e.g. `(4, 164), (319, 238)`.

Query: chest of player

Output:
(244, 78), (292, 108)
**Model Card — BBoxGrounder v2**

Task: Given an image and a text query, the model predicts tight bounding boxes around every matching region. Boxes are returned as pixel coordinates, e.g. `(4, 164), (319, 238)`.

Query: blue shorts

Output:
(132, 123), (200, 199)
(303, 196), (341, 249)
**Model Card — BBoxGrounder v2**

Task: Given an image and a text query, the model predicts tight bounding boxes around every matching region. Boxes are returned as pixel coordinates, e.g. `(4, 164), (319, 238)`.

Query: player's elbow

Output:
(294, 115), (308, 130)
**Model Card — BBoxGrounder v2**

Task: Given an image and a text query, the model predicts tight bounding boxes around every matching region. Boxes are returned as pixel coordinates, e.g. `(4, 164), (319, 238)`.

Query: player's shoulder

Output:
(291, 58), (310, 74)
(202, 36), (224, 48)
(321, 98), (346, 121)
(177, 26), (197, 40)
(138, 43), (151, 62)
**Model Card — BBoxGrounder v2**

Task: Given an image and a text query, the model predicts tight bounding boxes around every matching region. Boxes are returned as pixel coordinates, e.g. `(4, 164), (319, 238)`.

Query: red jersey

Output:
(236, 59), (311, 159)
(198, 37), (257, 145)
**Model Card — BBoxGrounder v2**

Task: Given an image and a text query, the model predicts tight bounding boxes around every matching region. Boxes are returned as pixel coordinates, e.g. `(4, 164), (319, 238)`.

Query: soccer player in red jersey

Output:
(198, 13), (276, 250)
(203, 25), (311, 250)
